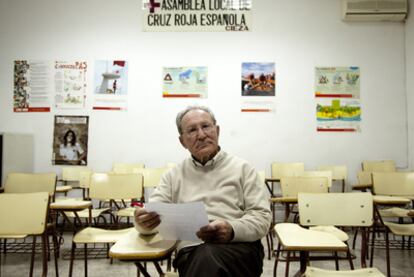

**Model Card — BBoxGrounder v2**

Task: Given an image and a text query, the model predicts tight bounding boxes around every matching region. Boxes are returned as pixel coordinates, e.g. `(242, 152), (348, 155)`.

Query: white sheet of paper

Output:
(145, 201), (209, 241)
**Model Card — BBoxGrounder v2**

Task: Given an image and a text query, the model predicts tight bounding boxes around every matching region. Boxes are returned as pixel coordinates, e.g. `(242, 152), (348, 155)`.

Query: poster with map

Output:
(162, 66), (208, 98)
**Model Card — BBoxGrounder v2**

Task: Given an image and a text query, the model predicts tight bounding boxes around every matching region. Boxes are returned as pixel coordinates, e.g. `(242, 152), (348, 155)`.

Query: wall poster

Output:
(315, 66), (361, 132)
(316, 98), (361, 132)
(13, 60), (88, 112)
(241, 62), (276, 113)
(14, 60), (52, 112)
(52, 115), (89, 166)
(54, 61), (87, 110)
(162, 66), (208, 98)
(93, 60), (129, 110)
(315, 66), (360, 98)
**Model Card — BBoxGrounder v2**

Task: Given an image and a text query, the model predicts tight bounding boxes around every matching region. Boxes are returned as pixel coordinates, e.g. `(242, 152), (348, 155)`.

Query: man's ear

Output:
(179, 135), (187, 149)
(216, 125), (220, 137)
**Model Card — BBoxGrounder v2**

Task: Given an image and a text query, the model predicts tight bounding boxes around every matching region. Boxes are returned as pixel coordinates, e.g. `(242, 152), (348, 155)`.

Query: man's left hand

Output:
(196, 219), (234, 243)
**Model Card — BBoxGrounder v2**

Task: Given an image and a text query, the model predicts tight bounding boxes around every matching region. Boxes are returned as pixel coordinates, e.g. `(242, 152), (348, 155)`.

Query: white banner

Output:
(142, 0), (252, 32)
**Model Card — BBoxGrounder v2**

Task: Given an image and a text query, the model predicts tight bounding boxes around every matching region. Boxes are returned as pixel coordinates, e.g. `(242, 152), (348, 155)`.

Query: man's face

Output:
(179, 109), (220, 163)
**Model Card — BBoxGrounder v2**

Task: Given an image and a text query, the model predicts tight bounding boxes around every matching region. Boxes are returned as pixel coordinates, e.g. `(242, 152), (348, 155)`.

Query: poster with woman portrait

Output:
(52, 115), (89, 165)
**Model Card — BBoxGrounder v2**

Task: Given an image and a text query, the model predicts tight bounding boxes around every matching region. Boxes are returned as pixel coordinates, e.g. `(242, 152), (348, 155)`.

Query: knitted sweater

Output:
(150, 150), (271, 242)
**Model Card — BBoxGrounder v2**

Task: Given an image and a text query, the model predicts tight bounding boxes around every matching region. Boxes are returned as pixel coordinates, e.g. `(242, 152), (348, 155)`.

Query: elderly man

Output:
(134, 106), (271, 276)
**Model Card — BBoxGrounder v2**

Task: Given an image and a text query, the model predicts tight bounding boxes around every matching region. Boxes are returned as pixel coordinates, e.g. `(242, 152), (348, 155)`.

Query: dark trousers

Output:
(173, 240), (264, 277)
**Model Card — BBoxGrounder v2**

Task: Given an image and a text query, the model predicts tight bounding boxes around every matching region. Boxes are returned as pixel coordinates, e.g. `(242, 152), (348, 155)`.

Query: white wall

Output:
(0, 0), (409, 186)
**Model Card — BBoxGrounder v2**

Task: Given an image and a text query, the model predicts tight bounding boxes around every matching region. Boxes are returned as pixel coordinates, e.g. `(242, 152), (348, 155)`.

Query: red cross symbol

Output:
(148, 0), (160, 13)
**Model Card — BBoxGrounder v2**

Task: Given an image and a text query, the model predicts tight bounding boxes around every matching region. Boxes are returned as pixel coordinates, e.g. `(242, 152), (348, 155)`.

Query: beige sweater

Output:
(148, 151), (271, 242)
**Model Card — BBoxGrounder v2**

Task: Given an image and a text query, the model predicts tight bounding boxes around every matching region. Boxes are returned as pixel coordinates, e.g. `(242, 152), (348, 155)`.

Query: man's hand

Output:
(196, 219), (234, 243)
(134, 207), (161, 232)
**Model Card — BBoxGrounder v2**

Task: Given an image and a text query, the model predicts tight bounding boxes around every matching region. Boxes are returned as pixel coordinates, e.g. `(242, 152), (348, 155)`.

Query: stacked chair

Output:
(1, 172), (59, 276)
(58, 166), (93, 199)
(370, 171), (414, 277)
(0, 192), (51, 277)
(317, 165), (348, 192)
(68, 172), (143, 277)
(265, 162), (305, 259)
(352, 160), (396, 192)
(273, 192), (379, 277)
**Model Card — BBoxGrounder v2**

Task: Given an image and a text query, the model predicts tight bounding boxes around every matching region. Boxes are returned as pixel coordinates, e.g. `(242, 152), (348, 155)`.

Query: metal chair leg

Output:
(84, 244), (88, 277)
(29, 236), (36, 277)
(69, 242), (76, 277)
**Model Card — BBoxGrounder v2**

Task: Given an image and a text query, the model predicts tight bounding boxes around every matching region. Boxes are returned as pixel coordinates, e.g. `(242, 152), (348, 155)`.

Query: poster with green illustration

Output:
(316, 99), (361, 132)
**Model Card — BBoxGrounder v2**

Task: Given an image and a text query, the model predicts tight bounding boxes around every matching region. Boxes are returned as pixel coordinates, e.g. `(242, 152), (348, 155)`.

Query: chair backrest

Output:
(280, 176), (329, 198)
(362, 160), (396, 172)
(298, 192), (373, 227)
(357, 171), (372, 186)
(61, 166), (92, 188)
(134, 167), (168, 188)
(0, 192), (49, 235)
(271, 162), (305, 180)
(317, 165), (347, 181)
(79, 170), (92, 189)
(89, 173), (143, 200)
(112, 163), (145, 174)
(301, 171), (332, 188)
(372, 172), (414, 196)
(4, 172), (57, 197)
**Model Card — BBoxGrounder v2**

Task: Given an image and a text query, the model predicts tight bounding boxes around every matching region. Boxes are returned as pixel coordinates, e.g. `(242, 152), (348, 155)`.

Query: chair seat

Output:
(384, 221), (414, 236)
(373, 195), (411, 205)
(352, 184), (372, 191)
(65, 208), (109, 218)
(109, 229), (178, 260)
(73, 227), (134, 244)
(0, 234), (28, 239)
(164, 273), (179, 277)
(52, 197), (88, 203)
(270, 196), (297, 203)
(117, 207), (135, 217)
(380, 207), (413, 218)
(55, 185), (72, 193)
(309, 226), (349, 241)
(304, 266), (385, 276)
(274, 223), (347, 251)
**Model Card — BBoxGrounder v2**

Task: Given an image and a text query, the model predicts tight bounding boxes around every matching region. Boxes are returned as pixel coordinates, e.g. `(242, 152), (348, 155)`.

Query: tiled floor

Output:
(1, 227), (413, 277)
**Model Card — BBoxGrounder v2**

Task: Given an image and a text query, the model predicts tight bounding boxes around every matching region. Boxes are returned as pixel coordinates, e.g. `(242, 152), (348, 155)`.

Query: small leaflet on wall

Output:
(315, 67), (360, 98)
(241, 100), (276, 113)
(14, 60), (52, 112)
(316, 98), (361, 132)
(54, 61), (87, 109)
(142, 0), (251, 32)
(52, 115), (89, 166)
(162, 66), (208, 98)
(241, 62), (275, 113)
(93, 60), (128, 111)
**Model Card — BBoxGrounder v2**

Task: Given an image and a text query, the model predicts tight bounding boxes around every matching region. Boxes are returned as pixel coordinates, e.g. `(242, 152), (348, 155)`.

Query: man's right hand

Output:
(134, 207), (161, 232)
